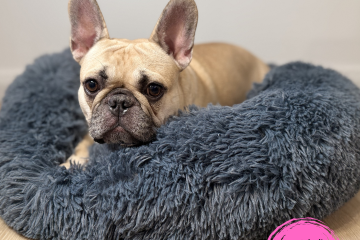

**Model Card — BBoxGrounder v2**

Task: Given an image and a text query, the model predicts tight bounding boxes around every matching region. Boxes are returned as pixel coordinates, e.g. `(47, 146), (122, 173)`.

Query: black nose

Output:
(108, 94), (134, 116)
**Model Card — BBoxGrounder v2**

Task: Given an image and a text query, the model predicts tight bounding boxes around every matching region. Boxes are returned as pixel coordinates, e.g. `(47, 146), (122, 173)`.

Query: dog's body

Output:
(172, 42), (268, 107)
(61, 0), (269, 168)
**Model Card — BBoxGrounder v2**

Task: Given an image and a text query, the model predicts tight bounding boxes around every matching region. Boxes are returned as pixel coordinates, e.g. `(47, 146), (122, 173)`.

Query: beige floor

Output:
(323, 191), (360, 239)
(0, 191), (359, 240)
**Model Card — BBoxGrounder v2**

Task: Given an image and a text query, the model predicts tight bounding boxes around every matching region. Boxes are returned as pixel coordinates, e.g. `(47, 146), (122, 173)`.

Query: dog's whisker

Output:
(95, 57), (105, 68)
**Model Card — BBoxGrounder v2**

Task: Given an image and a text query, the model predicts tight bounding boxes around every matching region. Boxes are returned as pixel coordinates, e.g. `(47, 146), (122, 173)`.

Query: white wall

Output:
(1, 0), (360, 100)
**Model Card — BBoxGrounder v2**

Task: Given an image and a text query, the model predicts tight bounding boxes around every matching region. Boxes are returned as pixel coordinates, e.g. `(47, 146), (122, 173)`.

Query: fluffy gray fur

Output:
(0, 49), (360, 239)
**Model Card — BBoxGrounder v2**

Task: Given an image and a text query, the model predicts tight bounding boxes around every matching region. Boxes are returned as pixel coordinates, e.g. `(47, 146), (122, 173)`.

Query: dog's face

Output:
(69, 0), (198, 145)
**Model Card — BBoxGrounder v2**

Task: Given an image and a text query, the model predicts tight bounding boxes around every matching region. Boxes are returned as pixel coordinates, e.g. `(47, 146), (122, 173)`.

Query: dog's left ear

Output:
(150, 0), (198, 71)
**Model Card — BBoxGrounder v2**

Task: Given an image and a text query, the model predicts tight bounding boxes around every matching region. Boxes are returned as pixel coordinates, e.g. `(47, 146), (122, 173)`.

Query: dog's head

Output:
(68, 0), (198, 146)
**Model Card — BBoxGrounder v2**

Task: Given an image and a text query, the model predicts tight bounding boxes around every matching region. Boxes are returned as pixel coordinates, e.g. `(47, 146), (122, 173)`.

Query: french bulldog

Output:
(61, 0), (269, 168)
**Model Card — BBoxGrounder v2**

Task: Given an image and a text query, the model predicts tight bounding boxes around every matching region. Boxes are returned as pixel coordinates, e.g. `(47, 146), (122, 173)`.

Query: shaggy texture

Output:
(1, 49), (360, 240)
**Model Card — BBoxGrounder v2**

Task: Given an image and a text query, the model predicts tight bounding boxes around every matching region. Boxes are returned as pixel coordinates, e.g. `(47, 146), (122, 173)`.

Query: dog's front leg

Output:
(60, 134), (94, 169)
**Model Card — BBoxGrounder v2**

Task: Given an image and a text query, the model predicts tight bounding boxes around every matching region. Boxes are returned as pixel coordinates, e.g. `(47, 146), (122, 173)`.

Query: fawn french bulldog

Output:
(61, 0), (269, 168)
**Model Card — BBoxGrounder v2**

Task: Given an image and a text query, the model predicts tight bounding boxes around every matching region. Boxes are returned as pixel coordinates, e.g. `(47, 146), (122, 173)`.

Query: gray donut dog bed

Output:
(1, 49), (360, 240)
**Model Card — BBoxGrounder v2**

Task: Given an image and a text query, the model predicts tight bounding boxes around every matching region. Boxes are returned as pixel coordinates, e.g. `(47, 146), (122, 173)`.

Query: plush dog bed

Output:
(0, 49), (360, 240)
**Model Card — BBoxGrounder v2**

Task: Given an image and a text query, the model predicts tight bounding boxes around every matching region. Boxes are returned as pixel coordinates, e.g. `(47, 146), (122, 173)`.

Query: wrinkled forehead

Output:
(79, 39), (177, 84)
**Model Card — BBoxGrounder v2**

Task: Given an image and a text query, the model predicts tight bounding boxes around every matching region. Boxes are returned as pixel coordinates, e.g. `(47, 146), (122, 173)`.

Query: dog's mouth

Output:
(90, 113), (157, 146)
(94, 125), (144, 146)
(94, 138), (105, 144)
(88, 89), (157, 146)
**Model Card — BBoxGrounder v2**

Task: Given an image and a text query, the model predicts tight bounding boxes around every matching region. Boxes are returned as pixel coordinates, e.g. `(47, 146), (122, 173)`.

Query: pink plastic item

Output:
(268, 218), (339, 240)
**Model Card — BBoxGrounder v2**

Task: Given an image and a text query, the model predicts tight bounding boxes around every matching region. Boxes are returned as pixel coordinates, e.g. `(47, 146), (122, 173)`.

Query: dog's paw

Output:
(60, 155), (89, 169)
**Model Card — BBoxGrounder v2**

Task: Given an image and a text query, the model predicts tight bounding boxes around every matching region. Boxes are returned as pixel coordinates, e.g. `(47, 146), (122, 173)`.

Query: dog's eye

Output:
(85, 79), (99, 93)
(146, 83), (163, 97)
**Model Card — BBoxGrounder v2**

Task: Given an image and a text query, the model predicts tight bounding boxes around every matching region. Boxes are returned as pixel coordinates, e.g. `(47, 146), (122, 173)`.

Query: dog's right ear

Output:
(68, 0), (109, 63)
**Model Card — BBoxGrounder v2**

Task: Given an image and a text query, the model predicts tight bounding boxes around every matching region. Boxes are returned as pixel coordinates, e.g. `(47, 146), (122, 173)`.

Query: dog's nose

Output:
(108, 94), (134, 116)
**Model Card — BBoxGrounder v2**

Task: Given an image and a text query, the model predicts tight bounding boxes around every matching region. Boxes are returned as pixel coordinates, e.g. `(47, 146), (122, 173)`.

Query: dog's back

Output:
(182, 42), (269, 107)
